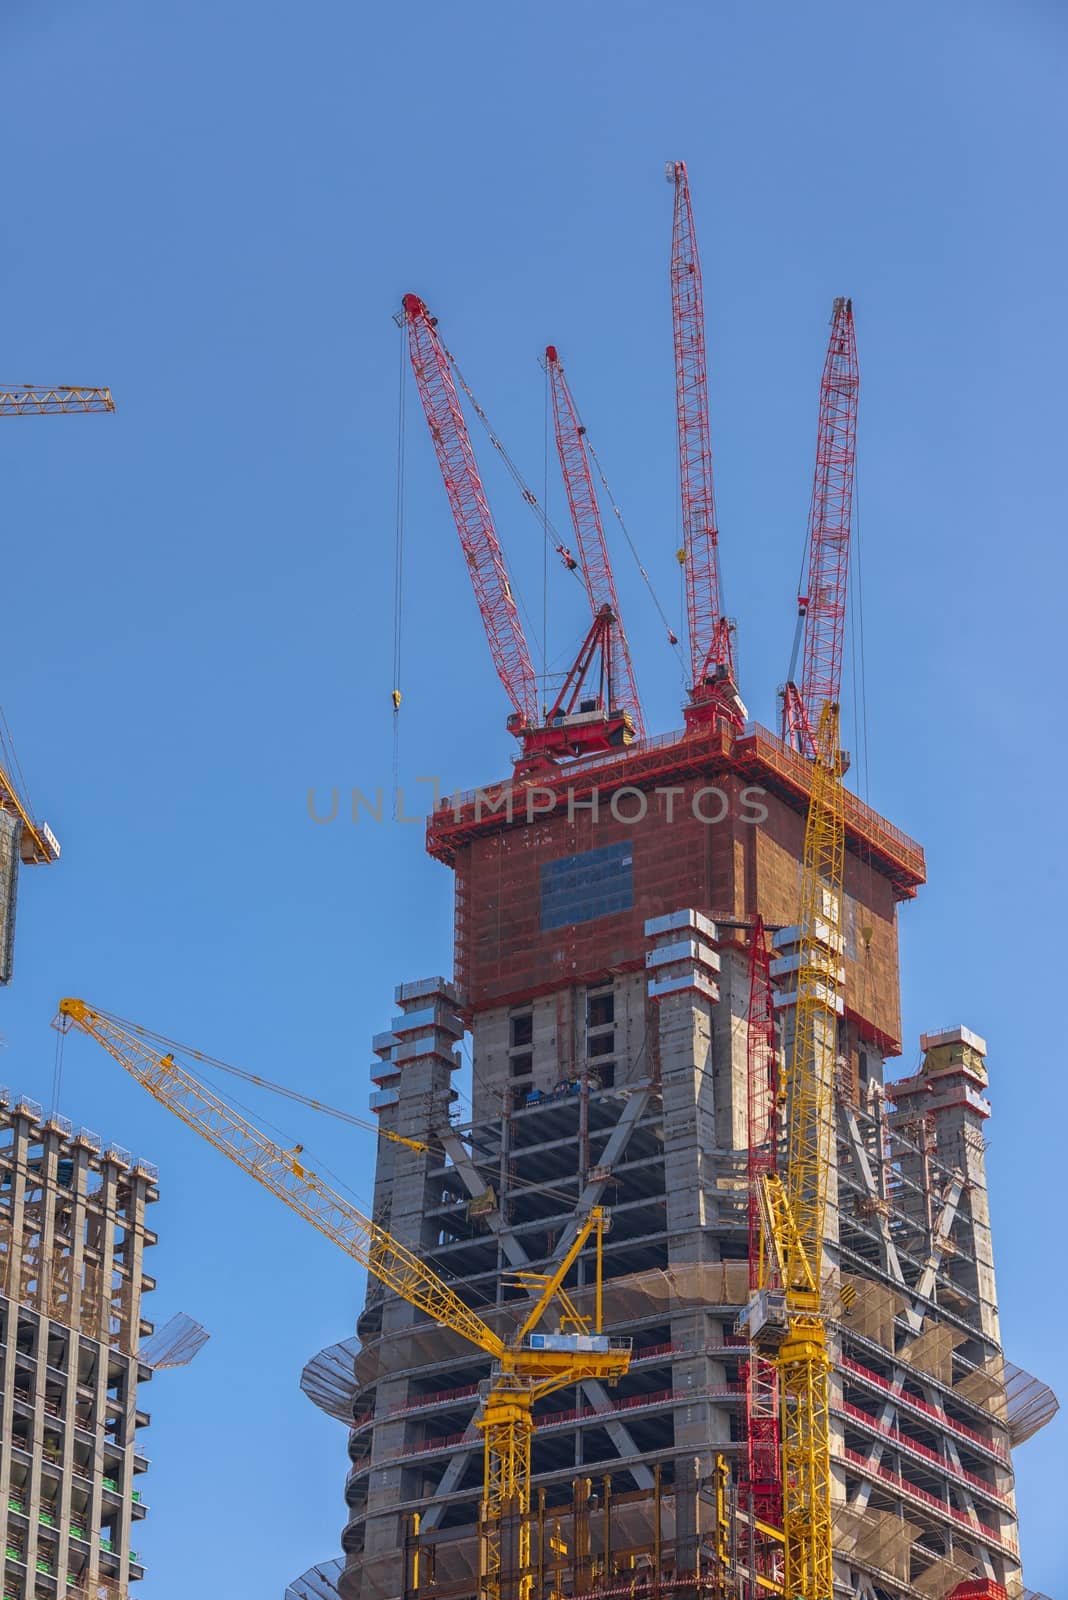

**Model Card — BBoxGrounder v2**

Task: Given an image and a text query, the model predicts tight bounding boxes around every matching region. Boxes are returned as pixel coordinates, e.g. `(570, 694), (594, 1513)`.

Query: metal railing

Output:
(837, 1400), (1008, 1502)
(840, 1447), (1018, 1556)
(840, 1356), (1008, 1460)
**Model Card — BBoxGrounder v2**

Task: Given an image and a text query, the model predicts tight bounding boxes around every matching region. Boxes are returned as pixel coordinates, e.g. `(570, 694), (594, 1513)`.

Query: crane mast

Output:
(544, 346), (644, 739)
(748, 302), (857, 1600)
(742, 915), (782, 1588)
(781, 300), (858, 756)
(55, 999), (630, 1600)
(667, 161), (742, 729)
(764, 699), (843, 1600)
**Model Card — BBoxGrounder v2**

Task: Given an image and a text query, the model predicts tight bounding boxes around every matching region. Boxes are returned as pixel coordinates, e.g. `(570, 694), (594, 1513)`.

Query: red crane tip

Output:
(402, 293), (426, 319)
(545, 345), (559, 364)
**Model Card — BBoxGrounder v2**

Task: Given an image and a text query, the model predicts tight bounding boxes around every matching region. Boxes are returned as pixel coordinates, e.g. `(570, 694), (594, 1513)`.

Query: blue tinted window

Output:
(540, 842), (634, 932)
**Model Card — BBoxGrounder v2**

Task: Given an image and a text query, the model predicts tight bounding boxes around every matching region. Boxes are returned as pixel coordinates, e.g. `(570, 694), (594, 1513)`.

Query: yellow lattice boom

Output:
(0, 385), (114, 415)
(0, 762), (59, 864)
(55, 999), (630, 1600)
(55, 999), (503, 1354)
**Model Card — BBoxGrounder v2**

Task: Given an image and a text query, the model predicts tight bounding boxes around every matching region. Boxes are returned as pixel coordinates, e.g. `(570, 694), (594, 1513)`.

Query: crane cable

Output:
(391, 321), (407, 817)
(442, 343), (585, 587)
(581, 429), (687, 670)
(849, 447), (879, 955)
(0, 706), (34, 815)
(69, 1007), (429, 1155)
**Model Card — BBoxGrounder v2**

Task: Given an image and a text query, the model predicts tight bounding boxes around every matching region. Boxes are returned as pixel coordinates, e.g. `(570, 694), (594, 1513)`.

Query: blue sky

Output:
(2, 0), (1065, 1592)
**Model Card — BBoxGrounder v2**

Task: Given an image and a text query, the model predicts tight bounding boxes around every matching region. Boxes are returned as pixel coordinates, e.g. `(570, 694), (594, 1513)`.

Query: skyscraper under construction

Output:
(296, 168), (1056, 1600)
(297, 716), (1055, 1600)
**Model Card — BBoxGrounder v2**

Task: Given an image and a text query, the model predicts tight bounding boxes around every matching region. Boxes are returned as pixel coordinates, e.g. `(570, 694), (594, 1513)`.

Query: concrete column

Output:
(891, 1027), (999, 1343)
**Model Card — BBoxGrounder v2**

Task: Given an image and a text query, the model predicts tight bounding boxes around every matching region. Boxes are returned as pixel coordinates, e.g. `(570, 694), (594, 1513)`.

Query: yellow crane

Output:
(55, 998), (631, 1600)
(749, 701), (843, 1600)
(0, 384), (113, 416)
(0, 708), (60, 868)
(57, 1003), (431, 1154)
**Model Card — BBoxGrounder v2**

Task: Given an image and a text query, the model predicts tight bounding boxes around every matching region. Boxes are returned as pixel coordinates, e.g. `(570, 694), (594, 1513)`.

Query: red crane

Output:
(403, 296), (635, 768)
(742, 914), (783, 1577)
(781, 297), (859, 756)
(403, 293), (539, 735)
(544, 345), (644, 740)
(667, 161), (743, 731)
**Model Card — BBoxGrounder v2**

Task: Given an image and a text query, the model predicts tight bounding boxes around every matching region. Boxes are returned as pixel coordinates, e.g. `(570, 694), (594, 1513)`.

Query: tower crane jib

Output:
(54, 999), (631, 1600)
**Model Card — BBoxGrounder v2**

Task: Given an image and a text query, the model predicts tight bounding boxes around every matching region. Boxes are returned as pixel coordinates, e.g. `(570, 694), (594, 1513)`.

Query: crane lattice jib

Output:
(669, 162), (731, 690)
(0, 386), (114, 415)
(402, 295), (539, 729)
(544, 347), (644, 739)
(798, 300), (859, 744)
(57, 999), (628, 1600)
(55, 999), (506, 1360)
(0, 764), (58, 864)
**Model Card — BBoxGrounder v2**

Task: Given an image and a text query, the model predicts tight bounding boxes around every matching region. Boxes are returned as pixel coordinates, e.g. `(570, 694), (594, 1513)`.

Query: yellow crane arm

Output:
(0, 763), (59, 864)
(0, 385), (114, 416)
(57, 1004), (428, 1153)
(55, 999), (506, 1361)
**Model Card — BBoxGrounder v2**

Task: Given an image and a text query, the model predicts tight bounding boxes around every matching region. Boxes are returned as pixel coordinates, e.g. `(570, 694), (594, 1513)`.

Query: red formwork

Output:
(429, 721), (924, 1031)
(428, 720), (925, 895)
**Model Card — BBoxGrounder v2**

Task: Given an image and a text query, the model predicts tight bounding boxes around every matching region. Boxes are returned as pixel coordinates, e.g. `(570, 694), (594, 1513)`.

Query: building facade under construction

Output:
(0, 1090), (158, 1600)
(296, 718), (1055, 1600)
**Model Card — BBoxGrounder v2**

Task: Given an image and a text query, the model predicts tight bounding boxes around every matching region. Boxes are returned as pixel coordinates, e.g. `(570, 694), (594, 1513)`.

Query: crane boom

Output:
(667, 162), (735, 710)
(783, 299), (859, 756)
(56, 998), (630, 1600)
(55, 1004), (428, 1151)
(55, 999), (505, 1358)
(402, 294), (539, 731)
(0, 385), (114, 416)
(0, 762), (59, 865)
(544, 346), (644, 739)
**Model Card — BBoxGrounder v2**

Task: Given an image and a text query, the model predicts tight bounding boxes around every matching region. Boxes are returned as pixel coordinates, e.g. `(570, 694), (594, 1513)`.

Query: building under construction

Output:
(299, 721), (1054, 1600)
(0, 1090), (158, 1600)
(297, 167), (1056, 1600)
